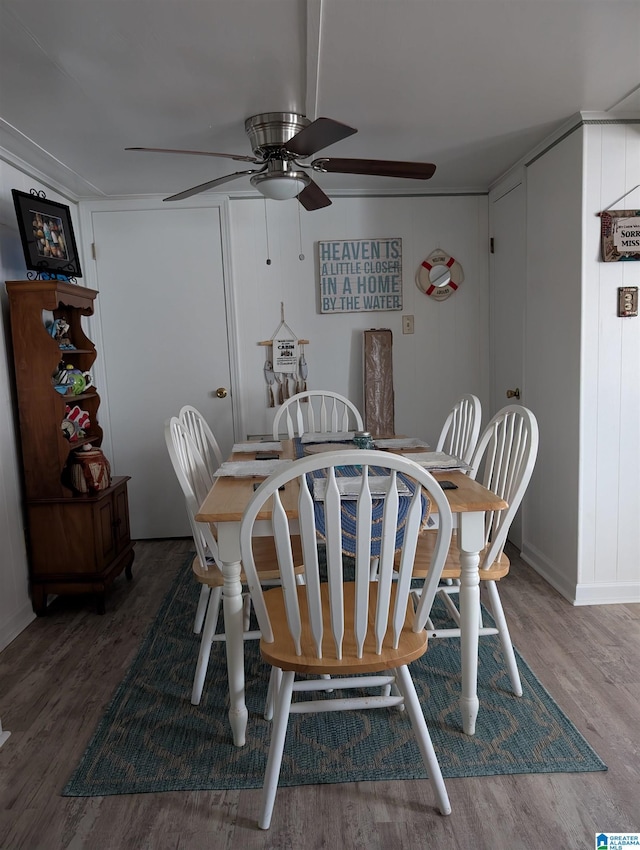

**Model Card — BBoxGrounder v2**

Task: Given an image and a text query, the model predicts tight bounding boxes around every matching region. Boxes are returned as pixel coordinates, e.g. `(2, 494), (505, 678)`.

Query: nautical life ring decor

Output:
(416, 249), (464, 302)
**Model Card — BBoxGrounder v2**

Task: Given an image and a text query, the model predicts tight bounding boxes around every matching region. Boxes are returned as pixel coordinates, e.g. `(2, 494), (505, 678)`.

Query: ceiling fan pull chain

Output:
(264, 199), (272, 265)
(297, 202), (305, 261)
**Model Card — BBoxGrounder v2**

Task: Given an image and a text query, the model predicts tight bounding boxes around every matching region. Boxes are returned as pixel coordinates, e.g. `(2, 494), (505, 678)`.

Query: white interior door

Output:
(489, 181), (526, 546)
(91, 206), (233, 538)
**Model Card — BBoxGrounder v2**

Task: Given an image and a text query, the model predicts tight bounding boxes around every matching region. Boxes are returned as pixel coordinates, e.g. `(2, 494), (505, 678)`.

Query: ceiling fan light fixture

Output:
(250, 171), (310, 200)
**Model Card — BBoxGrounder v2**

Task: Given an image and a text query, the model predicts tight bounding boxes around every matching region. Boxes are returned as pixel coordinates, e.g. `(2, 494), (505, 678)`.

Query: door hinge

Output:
(490, 237), (495, 254)
(91, 243), (96, 260)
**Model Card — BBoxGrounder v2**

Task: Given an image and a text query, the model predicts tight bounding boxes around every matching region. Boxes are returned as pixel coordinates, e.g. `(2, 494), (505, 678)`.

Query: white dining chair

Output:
(436, 393), (482, 466)
(240, 448), (454, 829)
(427, 394), (482, 536)
(272, 390), (364, 439)
(165, 417), (302, 706)
(179, 405), (224, 483)
(178, 405), (224, 634)
(410, 404), (539, 697)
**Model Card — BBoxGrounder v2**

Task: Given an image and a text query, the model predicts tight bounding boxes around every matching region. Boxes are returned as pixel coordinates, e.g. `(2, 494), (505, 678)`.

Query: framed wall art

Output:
(599, 208), (640, 262)
(318, 237), (402, 313)
(11, 189), (83, 278)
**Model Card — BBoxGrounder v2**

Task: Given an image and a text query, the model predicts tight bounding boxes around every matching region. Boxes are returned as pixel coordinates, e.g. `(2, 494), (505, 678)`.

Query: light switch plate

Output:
(402, 315), (414, 334)
(618, 287), (638, 317)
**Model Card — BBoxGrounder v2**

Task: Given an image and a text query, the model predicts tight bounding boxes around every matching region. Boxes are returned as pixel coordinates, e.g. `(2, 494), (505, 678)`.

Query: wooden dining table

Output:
(196, 438), (507, 747)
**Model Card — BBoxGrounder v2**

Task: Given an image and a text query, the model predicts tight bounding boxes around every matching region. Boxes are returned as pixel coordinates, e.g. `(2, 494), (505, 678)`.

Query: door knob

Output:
(506, 388), (520, 400)
(215, 387), (228, 399)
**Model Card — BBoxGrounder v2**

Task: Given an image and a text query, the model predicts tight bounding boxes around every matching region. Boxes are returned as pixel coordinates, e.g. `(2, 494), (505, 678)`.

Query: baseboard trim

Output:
(573, 581), (640, 606)
(521, 542), (640, 606)
(521, 542), (578, 604)
(0, 602), (36, 653)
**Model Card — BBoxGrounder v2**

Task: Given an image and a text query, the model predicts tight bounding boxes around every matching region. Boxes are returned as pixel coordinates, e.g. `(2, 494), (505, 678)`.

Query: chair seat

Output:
(407, 531), (511, 581)
(260, 582), (428, 674)
(192, 535), (304, 587)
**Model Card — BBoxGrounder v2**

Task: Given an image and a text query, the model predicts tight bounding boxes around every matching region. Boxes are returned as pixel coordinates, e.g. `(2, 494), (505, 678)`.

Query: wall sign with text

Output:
(318, 238), (402, 313)
(600, 209), (640, 262)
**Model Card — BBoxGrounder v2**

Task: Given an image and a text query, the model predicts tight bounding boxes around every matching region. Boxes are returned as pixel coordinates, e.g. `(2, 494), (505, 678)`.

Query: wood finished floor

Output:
(1, 539), (638, 850)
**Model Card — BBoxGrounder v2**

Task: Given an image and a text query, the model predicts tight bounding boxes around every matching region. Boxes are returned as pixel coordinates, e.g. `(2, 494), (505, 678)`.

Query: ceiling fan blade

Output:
(163, 169), (259, 202)
(297, 179), (332, 211)
(284, 117), (357, 157)
(126, 146), (258, 163)
(312, 158), (436, 179)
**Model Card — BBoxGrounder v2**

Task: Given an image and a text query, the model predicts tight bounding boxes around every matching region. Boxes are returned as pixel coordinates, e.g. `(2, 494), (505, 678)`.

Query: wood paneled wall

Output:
(579, 121), (640, 601)
(519, 119), (640, 604)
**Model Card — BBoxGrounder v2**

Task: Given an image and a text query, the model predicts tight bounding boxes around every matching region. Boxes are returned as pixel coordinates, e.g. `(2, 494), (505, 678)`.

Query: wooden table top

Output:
(196, 440), (507, 524)
(196, 439), (298, 523)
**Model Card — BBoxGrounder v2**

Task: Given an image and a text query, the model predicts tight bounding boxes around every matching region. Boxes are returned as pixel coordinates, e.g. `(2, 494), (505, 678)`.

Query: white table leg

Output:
(456, 511), (484, 736)
(218, 523), (248, 747)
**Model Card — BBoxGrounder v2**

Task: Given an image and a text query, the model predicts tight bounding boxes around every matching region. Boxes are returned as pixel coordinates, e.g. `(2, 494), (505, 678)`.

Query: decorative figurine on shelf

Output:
(61, 418), (76, 440)
(51, 362), (92, 395)
(52, 360), (69, 384)
(52, 360), (71, 395)
(61, 403), (90, 441)
(46, 316), (75, 349)
(66, 366), (92, 395)
(65, 444), (111, 494)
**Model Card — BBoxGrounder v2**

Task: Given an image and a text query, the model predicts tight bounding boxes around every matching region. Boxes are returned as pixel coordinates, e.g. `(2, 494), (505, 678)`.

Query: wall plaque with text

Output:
(318, 238), (402, 313)
(600, 209), (640, 262)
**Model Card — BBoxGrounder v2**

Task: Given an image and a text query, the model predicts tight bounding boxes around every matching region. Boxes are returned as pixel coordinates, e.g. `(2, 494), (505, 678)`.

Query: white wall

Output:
(0, 154), (82, 649)
(578, 121), (640, 604)
(229, 194), (490, 444)
(518, 118), (640, 604)
(521, 128), (584, 601)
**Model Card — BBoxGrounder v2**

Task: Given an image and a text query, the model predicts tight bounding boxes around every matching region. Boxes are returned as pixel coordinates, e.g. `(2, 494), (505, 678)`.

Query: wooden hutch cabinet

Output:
(5, 279), (134, 614)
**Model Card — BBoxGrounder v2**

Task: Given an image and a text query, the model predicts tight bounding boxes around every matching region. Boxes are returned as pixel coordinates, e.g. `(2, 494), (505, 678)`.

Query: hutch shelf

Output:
(5, 279), (135, 614)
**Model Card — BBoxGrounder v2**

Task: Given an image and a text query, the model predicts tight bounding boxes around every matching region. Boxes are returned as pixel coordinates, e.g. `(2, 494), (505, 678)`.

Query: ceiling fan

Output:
(126, 112), (436, 210)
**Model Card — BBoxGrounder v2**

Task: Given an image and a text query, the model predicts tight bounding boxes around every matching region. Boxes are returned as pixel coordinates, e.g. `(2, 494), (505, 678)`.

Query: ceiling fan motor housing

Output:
(244, 112), (310, 158)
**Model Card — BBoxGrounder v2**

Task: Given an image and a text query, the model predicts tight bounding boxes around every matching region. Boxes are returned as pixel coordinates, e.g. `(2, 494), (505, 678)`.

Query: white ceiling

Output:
(1, 0), (639, 201)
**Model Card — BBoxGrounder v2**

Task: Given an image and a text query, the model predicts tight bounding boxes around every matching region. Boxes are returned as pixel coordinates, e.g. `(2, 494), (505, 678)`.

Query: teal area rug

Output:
(63, 556), (606, 796)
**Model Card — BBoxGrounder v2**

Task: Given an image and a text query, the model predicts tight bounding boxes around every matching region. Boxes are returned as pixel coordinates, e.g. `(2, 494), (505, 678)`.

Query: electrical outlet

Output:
(618, 287), (638, 317)
(402, 314), (414, 334)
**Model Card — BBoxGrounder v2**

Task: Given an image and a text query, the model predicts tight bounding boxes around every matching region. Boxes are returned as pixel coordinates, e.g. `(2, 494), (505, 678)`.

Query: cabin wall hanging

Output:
(259, 303), (309, 407)
(416, 248), (464, 301)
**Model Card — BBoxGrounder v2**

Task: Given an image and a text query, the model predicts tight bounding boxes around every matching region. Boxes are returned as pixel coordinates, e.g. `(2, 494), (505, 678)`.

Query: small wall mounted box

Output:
(618, 287), (638, 317)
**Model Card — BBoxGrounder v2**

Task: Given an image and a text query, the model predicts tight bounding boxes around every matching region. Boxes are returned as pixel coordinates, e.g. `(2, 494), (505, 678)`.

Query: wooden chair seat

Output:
(407, 530), (510, 581)
(260, 582), (427, 675)
(192, 535), (304, 587)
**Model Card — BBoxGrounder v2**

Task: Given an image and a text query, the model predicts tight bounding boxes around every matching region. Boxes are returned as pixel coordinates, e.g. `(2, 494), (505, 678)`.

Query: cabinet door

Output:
(113, 483), (131, 554)
(95, 496), (117, 569)
(92, 206), (233, 538)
